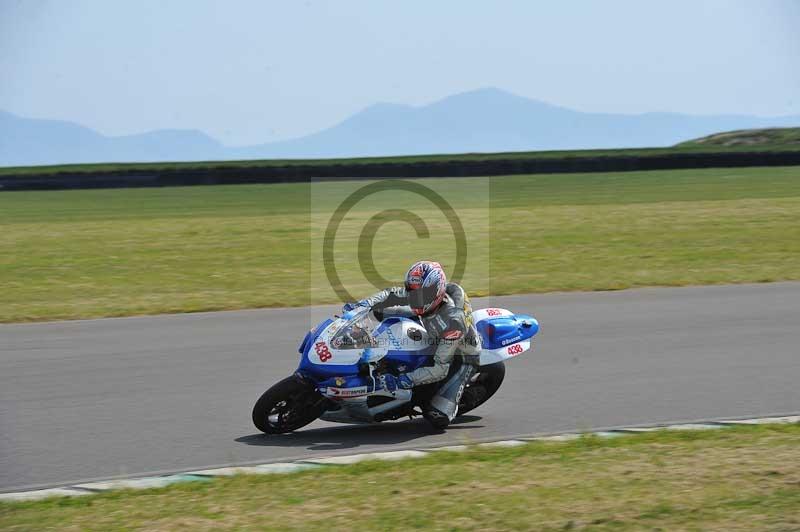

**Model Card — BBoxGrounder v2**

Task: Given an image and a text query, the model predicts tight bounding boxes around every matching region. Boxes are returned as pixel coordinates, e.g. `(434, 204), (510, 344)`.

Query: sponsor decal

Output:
(326, 386), (369, 397)
(383, 326), (403, 349)
(442, 329), (463, 340)
(501, 335), (522, 346)
(486, 308), (503, 316)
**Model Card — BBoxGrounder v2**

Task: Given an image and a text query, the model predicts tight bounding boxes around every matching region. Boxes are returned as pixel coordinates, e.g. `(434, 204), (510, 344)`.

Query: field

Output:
(2, 424), (799, 530)
(1, 166), (800, 322)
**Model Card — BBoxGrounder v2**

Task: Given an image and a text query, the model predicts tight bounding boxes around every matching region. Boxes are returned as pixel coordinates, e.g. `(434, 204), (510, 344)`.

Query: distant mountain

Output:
(0, 110), (224, 167)
(236, 88), (800, 159)
(3, 88), (800, 167)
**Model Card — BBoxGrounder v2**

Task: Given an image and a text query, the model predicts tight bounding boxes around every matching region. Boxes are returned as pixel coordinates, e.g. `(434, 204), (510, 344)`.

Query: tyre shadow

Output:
(235, 415), (483, 452)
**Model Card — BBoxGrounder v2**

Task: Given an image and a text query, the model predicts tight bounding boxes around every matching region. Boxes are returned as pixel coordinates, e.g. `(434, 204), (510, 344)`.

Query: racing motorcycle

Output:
(252, 305), (539, 433)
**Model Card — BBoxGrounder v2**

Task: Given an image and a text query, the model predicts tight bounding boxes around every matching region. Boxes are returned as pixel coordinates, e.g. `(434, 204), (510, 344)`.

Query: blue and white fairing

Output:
(296, 306), (539, 403)
(296, 308), (435, 400)
(472, 308), (539, 364)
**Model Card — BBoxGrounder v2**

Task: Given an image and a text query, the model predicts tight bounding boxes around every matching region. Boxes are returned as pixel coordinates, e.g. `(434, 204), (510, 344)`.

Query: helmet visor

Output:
(407, 283), (440, 310)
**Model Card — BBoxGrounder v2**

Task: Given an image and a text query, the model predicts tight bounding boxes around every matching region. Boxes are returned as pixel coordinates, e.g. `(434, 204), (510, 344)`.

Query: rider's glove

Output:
(379, 373), (414, 392)
(342, 300), (368, 313)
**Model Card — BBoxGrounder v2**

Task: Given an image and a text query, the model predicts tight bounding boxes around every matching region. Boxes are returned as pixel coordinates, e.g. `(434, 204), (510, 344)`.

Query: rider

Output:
(343, 261), (481, 429)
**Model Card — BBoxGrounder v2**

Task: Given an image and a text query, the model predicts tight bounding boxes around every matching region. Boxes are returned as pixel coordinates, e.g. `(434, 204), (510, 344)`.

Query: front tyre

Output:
(457, 361), (506, 416)
(252, 375), (327, 434)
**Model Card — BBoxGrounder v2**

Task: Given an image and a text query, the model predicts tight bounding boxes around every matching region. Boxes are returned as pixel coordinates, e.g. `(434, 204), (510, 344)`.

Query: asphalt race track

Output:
(2, 283), (799, 492)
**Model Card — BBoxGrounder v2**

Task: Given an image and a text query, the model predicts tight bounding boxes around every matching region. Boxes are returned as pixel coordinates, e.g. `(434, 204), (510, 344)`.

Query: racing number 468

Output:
(315, 341), (333, 362)
(507, 343), (523, 356)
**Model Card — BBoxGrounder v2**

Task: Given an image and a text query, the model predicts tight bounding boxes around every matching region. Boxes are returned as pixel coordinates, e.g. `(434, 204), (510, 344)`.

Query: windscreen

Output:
(330, 311), (379, 350)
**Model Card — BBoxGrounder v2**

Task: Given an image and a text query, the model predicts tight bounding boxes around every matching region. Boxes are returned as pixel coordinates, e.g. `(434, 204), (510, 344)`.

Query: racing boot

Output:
(424, 364), (475, 430)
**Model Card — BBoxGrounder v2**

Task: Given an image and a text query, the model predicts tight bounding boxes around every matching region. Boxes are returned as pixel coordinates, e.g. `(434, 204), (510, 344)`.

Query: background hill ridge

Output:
(3, 88), (800, 166)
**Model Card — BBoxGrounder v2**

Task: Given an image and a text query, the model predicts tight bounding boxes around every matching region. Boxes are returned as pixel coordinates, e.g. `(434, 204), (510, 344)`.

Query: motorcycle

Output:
(252, 305), (539, 433)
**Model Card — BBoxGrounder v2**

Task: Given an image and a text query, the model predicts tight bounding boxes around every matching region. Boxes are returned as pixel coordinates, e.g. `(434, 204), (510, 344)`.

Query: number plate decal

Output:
(314, 341), (333, 362)
(507, 343), (523, 356)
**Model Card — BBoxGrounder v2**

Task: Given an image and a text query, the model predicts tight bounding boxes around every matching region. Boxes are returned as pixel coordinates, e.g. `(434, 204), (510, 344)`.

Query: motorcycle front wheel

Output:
(252, 375), (328, 434)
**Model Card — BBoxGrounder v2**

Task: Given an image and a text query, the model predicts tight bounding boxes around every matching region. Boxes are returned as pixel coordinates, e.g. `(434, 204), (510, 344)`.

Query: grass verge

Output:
(1, 166), (799, 322)
(1, 424), (799, 531)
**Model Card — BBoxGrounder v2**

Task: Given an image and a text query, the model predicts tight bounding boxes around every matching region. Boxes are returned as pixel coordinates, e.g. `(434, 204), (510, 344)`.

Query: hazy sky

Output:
(2, 0), (798, 145)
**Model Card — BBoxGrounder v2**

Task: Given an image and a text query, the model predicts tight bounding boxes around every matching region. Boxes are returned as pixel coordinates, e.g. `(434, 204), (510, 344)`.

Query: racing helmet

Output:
(404, 261), (447, 316)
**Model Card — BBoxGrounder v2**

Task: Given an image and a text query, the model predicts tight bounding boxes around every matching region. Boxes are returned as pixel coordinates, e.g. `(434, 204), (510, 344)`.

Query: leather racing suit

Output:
(360, 282), (482, 424)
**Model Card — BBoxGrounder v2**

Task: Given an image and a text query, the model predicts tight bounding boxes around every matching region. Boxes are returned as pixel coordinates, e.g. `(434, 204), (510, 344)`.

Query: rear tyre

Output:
(457, 361), (506, 416)
(252, 375), (327, 434)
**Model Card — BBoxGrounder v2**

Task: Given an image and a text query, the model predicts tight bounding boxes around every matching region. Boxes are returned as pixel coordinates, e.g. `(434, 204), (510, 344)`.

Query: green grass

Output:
(2, 141), (800, 177)
(679, 127), (800, 148)
(1, 166), (800, 322)
(2, 424), (800, 531)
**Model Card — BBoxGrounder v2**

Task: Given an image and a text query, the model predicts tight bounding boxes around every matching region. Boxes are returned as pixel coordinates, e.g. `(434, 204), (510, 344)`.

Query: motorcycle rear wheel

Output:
(252, 375), (327, 434)
(457, 361), (506, 416)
